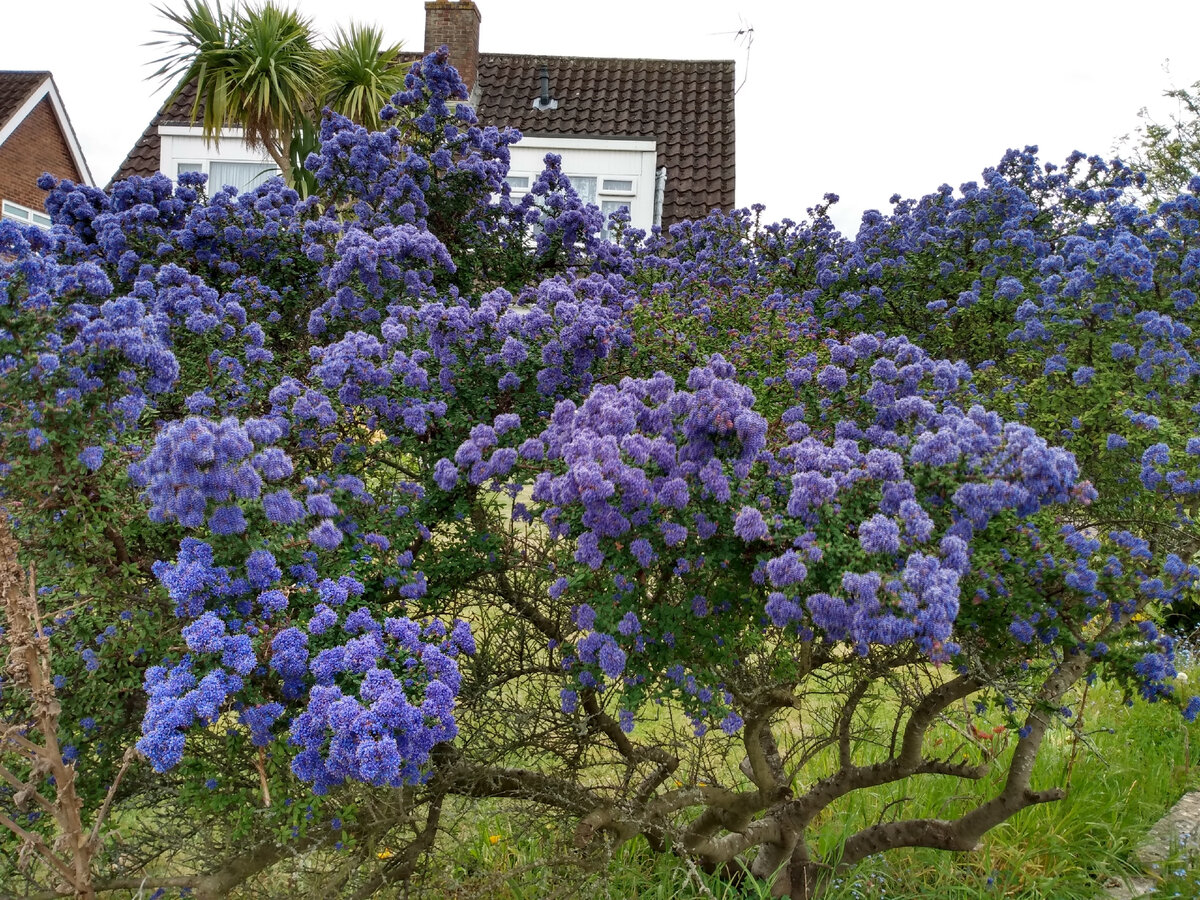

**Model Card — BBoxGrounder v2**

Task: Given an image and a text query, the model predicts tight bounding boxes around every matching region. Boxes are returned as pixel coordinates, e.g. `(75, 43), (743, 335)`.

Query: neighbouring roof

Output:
(113, 53), (735, 226)
(0, 71), (51, 131)
(0, 70), (94, 186)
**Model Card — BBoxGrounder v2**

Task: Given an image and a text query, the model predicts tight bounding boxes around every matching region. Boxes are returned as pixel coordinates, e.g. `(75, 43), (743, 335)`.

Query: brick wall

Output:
(0, 97), (82, 212)
(424, 0), (481, 94)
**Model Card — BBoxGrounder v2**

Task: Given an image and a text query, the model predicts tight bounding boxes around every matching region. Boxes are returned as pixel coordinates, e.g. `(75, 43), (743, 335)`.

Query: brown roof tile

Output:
(109, 79), (200, 185)
(475, 54), (734, 226)
(0, 71), (50, 135)
(113, 54), (736, 227)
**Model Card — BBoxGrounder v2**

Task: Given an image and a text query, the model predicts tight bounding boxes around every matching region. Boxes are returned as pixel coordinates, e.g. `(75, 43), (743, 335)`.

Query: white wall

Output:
(158, 126), (278, 191)
(159, 127), (659, 236)
(505, 135), (658, 233)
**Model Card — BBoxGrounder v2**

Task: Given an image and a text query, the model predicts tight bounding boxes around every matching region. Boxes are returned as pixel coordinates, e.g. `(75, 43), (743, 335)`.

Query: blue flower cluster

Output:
(8, 41), (1200, 809)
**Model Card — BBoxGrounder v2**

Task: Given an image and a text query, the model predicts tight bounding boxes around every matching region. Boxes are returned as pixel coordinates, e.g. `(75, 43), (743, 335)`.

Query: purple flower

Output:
(617, 611), (640, 636)
(597, 639), (627, 678)
(78, 446), (104, 471)
(209, 505), (247, 535)
(995, 277), (1024, 300)
(308, 519), (343, 550)
(433, 458), (459, 490)
(246, 550), (280, 589)
(258, 590), (288, 616)
(660, 522), (688, 547)
(1111, 342), (1135, 360)
(253, 448), (293, 481)
(572, 603), (597, 631)
(263, 490), (306, 524)
(630, 538), (657, 567)
(816, 365), (848, 392)
(859, 514), (901, 554)
(494, 413), (521, 434)
(575, 532), (605, 569)
(733, 506), (769, 542)
(1185, 697), (1200, 723)
(656, 477), (690, 510)
(182, 612), (226, 653)
(765, 551), (807, 588)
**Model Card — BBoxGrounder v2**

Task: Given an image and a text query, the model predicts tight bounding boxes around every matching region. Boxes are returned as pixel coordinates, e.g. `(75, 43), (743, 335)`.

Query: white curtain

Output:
(210, 161), (278, 193)
(568, 175), (596, 205)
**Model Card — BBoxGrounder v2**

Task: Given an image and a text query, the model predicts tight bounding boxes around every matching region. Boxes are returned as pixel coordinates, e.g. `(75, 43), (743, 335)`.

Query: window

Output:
(176, 160), (278, 192)
(212, 162), (277, 192)
(570, 174), (638, 239)
(506, 169), (640, 239)
(567, 175), (597, 205)
(1, 200), (51, 229)
(602, 178), (634, 194)
(601, 200), (631, 241)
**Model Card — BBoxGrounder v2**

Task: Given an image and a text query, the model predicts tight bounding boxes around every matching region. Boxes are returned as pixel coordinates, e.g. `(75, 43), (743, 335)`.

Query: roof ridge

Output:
(479, 52), (734, 67)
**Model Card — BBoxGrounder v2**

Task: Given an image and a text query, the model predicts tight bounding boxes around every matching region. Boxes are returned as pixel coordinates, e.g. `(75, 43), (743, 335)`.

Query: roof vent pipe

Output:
(532, 65), (558, 110)
(653, 167), (667, 229)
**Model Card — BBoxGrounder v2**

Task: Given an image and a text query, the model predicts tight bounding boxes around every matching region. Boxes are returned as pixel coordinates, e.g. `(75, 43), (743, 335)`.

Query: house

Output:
(0, 71), (93, 228)
(112, 0), (735, 231)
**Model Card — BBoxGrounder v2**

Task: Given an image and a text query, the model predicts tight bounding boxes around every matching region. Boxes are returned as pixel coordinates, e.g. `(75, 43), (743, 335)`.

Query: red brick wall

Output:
(0, 97), (82, 212)
(424, 0), (481, 94)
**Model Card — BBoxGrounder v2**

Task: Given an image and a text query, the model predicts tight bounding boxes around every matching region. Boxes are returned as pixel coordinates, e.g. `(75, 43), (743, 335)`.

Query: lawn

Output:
(414, 671), (1200, 900)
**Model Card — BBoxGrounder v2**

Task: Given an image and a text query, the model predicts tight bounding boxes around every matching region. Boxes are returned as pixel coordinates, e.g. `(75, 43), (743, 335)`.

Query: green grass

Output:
(421, 675), (1200, 900)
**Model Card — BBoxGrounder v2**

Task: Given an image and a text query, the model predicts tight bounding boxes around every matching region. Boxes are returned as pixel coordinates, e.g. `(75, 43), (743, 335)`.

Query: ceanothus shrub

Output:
(1, 46), (1198, 900)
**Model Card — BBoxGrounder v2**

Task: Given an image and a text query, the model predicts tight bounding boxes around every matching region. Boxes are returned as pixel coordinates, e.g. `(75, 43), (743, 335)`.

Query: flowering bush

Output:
(2, 48), (1199, 899)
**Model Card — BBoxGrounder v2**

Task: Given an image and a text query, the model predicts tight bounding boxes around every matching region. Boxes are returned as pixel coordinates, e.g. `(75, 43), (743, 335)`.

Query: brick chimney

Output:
(424, 0), (482, 98)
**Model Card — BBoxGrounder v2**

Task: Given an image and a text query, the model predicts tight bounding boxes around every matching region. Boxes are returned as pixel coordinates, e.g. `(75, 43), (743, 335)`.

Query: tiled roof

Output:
(0, 71), (51, 135)
(476, 54), (735, 226)
(113, 55), (736, 226)
(110, 78), (199, 185)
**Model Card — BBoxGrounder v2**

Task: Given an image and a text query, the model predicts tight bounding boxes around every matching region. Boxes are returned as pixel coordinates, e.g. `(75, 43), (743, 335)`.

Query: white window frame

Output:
(1, 199), (51, 229)
(506, 135), (657, 232)
(600, 177), (637, 196)
(159, 125), (279, 192)
(504, 174), (532, 194)
(174, 159), (279, 192)
(599, 198), (633, 240)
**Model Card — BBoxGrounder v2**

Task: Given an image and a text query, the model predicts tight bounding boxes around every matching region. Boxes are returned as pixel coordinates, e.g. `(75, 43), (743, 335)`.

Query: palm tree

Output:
(320, 24), (408, 126)
(148, 1), (407, 190)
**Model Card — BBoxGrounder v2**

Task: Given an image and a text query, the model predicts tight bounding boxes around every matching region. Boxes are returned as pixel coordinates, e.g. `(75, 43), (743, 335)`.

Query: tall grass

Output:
(421, 676), (1200, 900)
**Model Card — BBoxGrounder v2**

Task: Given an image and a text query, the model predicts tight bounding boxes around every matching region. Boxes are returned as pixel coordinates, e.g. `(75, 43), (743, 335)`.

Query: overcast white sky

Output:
(3, 0), (1199, 235)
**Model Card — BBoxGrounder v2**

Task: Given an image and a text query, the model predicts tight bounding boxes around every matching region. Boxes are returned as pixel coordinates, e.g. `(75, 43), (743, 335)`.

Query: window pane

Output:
(210, 161), (278, 193)
(567, 175), (596, 205)
(177, 163), (203, 176)
(1, 200), (31, 222)
(602, 179), (633, 193)
(601, 200), (630, 240)
(2, 200), (52, 229)
(506, 175), (530, 190)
